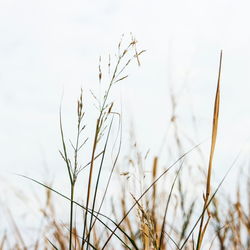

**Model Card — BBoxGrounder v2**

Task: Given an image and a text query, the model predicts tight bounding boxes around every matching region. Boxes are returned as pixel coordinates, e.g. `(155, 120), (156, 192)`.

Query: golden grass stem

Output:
(196, 50), (222, 250)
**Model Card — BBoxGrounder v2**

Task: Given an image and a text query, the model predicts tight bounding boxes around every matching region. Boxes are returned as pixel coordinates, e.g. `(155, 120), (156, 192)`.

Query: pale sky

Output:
(1, 0), (250, 237)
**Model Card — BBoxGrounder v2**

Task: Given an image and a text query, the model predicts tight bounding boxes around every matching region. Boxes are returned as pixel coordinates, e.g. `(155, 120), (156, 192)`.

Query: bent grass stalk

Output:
(18, 174), (136, 249)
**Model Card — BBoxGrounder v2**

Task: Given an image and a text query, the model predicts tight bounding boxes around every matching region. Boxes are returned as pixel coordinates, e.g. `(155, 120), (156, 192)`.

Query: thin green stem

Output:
(69, 182), (75, 250)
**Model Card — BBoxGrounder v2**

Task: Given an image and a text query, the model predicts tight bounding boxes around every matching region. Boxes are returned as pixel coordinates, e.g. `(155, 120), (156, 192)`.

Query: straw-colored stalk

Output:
(196, 50), (222, 250)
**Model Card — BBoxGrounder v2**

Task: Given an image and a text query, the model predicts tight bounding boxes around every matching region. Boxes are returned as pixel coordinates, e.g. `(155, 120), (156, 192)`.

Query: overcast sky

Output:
(1, 0), (250, 229)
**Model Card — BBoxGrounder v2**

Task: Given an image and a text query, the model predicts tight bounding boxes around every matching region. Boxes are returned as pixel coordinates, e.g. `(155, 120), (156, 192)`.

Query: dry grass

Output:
(1, 37), (250, 250)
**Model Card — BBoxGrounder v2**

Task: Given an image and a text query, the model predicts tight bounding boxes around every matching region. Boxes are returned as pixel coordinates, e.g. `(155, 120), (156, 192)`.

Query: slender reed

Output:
(196, 51), (222, 250)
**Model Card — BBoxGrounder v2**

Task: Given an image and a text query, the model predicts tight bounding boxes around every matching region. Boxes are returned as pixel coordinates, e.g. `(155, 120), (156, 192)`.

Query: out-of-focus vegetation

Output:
(1, 37), (249, 250)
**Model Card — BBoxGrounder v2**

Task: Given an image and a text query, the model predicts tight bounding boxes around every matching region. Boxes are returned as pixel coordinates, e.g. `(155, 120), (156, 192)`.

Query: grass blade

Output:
(158, 160), (184, 249)
(196, 50), (222, 250)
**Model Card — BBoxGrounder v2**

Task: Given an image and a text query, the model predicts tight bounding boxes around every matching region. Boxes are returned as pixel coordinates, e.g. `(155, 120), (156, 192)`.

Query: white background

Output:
(1, 0), (250, 240)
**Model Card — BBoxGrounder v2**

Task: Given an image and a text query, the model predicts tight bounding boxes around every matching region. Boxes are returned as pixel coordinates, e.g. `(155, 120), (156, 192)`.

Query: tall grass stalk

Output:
(81, 35), (145, 249)
(196, 51), (222, 250)
(59, 89), (86, 250)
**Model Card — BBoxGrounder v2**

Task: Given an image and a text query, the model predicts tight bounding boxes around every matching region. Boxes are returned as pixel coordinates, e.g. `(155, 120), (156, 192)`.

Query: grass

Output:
(196, 50), (222, 250)
(1, 36), (250, 249)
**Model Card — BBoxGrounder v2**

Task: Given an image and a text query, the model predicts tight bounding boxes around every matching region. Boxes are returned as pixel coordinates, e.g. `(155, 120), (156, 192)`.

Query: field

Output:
(1, 36), (250, 250)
